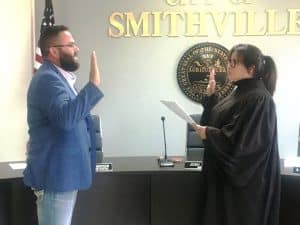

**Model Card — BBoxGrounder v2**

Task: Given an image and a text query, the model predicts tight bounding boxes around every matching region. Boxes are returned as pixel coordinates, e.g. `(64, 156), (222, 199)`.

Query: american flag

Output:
(34, 0), (55, 71)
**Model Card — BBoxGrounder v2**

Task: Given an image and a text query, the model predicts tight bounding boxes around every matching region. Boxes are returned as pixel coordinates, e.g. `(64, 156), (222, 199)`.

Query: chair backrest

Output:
(91, 114), (103, 163)
(186, 114), (204, 161)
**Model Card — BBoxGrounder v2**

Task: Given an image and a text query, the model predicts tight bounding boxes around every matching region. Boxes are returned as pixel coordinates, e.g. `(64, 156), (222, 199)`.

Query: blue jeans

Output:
(34, 190), (78, 225)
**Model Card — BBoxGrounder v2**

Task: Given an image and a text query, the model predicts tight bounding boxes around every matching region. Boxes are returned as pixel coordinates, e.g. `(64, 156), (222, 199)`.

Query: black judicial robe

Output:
(200, 78), (281, 225)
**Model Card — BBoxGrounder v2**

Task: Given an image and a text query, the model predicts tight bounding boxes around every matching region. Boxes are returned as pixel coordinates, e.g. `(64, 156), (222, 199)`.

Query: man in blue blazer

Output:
(23, 25), (104, 225)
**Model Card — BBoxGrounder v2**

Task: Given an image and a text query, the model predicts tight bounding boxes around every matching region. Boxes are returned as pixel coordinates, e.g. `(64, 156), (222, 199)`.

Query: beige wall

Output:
(1, 0), (298, 162)
(0, 0), (33, 162)
(40, 0), (298, 158)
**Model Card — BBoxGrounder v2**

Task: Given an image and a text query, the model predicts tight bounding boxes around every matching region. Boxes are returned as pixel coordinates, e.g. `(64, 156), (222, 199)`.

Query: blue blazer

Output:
(23, 61), (104, 192)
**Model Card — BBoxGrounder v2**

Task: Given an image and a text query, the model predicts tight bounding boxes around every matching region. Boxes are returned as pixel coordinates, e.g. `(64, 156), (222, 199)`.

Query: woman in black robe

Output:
(193, 44), (281, 225)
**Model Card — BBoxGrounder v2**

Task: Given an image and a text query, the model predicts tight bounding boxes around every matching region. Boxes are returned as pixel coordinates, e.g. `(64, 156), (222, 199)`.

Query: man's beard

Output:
(59, 52), (80, 72)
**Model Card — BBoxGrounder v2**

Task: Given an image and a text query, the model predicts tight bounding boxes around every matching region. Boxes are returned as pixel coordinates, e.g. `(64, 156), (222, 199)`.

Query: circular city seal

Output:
(177, 42), (234, 104)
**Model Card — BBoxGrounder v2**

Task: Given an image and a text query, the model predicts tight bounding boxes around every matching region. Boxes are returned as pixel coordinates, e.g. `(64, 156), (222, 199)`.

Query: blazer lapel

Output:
(44, 61), (77, 99)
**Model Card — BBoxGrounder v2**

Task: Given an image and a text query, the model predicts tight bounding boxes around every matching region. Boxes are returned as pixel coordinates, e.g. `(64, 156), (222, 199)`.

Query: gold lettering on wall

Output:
(287, 9), (300, 35)
(108, 12), (124, 38)
(165, 0), (197, 6)
(125, 12), (150, 37)
(246, 10), (265, 36)
(230, 0), (253, 5)
(153, 12), (163, 37)
(266, 9), (287, 35)
(185, 12), (207, 36)
(209, 12), (230, 37)
(233, 11), (244, 36)
(163, 12), (185, 37)
(108, 9), (300, 38)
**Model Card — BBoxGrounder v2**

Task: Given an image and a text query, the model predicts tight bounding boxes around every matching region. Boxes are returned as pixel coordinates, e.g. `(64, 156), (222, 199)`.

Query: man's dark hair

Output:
(38, 25), (69, 57)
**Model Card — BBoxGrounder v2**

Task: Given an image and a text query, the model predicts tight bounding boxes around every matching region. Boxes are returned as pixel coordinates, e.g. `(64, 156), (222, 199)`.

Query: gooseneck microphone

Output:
(158, 116), (174, 167)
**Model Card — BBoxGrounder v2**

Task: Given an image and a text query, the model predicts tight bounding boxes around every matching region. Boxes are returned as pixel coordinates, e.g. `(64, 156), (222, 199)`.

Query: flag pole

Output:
(33, 0), (55, 72)
(31, 0), (36, 72)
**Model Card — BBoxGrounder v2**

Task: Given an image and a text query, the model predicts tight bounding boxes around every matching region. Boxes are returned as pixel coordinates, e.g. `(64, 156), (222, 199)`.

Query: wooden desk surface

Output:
(0, 156), (299, 181)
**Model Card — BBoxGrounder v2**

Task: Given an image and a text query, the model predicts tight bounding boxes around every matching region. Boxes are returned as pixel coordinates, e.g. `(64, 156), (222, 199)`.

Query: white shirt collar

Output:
(54, 65), (77, 95)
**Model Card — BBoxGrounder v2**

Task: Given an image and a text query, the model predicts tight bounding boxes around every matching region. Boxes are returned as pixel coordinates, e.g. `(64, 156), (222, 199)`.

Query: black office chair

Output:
(91, 114), (103, 163)
(186, 114), (205, 161)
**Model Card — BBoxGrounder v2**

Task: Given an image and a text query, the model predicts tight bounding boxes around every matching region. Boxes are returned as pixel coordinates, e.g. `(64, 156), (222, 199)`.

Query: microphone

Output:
(158, 116), (174, 167)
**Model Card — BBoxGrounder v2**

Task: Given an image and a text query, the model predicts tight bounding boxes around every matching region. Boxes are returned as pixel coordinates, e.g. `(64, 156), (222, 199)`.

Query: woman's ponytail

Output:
(261, 55), (277, 96)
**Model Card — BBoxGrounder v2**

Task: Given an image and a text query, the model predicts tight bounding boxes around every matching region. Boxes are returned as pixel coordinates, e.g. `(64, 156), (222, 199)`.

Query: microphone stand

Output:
(158, 116), (174, 167)
(298, 123), (300, 156)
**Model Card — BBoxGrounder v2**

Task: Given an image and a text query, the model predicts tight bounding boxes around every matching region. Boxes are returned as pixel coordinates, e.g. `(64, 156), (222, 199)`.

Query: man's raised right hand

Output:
(89, 51), (101, 87)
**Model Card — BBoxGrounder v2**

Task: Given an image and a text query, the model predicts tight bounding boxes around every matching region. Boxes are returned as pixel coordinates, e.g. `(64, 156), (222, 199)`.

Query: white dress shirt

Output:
(54, 65), (78, 96)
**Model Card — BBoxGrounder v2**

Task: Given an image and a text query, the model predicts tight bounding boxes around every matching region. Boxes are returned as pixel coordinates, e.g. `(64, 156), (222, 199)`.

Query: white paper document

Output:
(160, 100), (196, 125)
(9, 162), (27, 170)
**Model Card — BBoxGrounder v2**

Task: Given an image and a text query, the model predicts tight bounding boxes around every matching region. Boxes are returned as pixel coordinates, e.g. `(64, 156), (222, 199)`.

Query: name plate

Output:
(96, 163), (113, 172)
(184, 161), (202, 170)
(293, 167), (300, 174)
